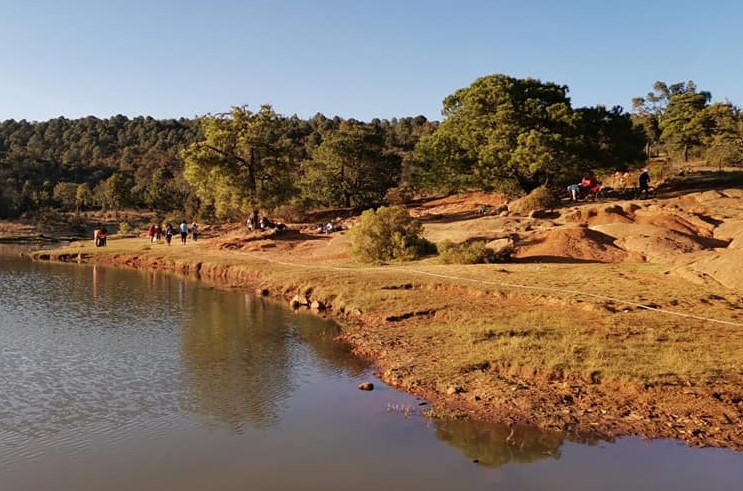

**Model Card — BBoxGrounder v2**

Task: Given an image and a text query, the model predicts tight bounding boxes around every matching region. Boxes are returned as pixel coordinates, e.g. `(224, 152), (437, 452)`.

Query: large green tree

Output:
(410, 74), (583, 194)
(702, 103), (743, 167)
(660, 86), (711, 161)
(633, 81), (711, 160)
(300, 120), (401, 208)
(575, 105), (646, 170)
(181, 105), (296, 219)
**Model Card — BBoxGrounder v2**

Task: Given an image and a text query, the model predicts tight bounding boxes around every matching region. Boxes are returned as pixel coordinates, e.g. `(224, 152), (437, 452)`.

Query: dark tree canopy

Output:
(410, 74), (646, 195)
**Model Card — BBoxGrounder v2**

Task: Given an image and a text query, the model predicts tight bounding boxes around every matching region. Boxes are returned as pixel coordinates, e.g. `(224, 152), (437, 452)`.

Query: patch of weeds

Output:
(459, 361), (492, 374)
(438, 240), (513, 264)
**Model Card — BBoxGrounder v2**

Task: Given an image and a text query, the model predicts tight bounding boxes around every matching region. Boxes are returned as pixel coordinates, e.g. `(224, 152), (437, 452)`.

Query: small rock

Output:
(310, 300), (326, 311)
(290, 294), (308, 309)
(446, 385), (466, 395)
(358, 382), (374, 391)
(256, 288), (269, 297)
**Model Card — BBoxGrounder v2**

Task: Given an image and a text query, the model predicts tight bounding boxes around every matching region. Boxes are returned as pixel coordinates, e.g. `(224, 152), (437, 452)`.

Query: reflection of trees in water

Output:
(434, 419), (564, 467)
(286, 310), (370, 378)
(181, 293), (295, 432)
(180, 291), (370, 433)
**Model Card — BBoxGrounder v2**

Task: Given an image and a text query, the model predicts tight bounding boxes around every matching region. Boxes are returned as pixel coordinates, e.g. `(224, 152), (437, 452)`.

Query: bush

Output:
(350, 206), (436, 263)
(118, 221), (132, 235)
(508, 185), (559, 215)
(438, 240), (513, 264)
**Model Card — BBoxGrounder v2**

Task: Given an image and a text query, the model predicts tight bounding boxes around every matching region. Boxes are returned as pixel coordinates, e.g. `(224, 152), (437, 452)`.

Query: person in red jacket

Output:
(580, 174), (601, 198)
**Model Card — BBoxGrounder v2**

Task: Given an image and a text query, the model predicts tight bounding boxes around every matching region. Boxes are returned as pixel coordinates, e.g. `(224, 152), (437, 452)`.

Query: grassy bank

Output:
(30, 225), (743, 450)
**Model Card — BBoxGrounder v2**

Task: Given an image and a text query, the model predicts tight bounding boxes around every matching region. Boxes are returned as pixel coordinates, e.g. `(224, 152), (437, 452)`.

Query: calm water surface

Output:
(1, 246), (742, 490)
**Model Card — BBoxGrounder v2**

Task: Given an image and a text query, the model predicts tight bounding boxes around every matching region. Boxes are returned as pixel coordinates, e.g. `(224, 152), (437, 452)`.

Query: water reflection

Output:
(283, 306), (369, 379)
(180, 291), (370, 432)
(0, 255), (371, 440)
(180, 293), (295, 431)
(434, 419), (566, 467)
(3, 257), (743, 491)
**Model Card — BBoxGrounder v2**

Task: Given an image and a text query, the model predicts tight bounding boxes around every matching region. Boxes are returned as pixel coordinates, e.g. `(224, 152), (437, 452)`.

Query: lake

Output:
(1, 247), (742, 490)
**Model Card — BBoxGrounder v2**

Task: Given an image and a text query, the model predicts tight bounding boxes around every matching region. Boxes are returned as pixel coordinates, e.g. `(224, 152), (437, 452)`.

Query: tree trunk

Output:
(248, 148), (258, 197)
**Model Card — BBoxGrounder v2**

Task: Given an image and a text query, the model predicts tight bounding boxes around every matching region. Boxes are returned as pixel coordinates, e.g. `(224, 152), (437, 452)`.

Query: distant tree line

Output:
(0, 111), (434, 219)
(2, 73), (741, 221)
(0, 115), (201, 219)
(632, 80), (743, 165)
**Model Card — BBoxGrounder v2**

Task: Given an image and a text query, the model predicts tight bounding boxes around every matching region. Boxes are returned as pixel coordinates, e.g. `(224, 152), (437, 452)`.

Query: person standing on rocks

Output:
(638, 168), (651, 199)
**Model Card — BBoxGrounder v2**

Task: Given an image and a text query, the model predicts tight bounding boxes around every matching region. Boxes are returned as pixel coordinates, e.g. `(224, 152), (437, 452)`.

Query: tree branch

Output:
(199, 144), (250, 166)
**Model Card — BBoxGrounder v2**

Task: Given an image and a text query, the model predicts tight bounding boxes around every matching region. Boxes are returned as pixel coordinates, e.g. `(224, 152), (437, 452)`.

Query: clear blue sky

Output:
(1, 0), (741, 122)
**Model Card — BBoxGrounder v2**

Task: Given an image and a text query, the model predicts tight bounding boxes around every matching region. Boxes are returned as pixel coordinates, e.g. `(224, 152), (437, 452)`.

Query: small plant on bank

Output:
(350, 206), (436, 263)
(438, 240), (513, 264)
(118, 221), (132, 236)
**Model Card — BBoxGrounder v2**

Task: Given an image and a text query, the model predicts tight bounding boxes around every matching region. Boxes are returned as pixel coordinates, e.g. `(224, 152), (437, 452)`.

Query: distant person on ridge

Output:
(638, 168), (651, 199)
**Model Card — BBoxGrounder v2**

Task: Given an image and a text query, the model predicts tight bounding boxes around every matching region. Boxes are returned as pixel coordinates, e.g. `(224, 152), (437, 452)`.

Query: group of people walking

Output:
(147, 220), (198, 245)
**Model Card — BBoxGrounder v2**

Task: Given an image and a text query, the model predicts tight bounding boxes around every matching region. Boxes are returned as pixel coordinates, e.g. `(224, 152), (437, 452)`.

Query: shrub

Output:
(438, 240), (513, 264)
(508, 185), (559, 215)
(350, 206), (435, 263)
(118, 221), (132, 235)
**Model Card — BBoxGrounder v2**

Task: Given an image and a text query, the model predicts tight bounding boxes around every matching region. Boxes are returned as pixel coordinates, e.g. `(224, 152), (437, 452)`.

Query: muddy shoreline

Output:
(28, 245), (743, 452)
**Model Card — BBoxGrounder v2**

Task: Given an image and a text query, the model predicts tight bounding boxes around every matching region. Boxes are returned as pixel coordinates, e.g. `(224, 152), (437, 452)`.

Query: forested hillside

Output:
(2, 74), (741, 221)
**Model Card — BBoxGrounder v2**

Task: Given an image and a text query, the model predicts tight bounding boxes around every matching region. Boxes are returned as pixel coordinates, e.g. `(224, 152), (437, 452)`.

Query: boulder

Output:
(290, 294), (308, 309)
(484, 238), (515, 257)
